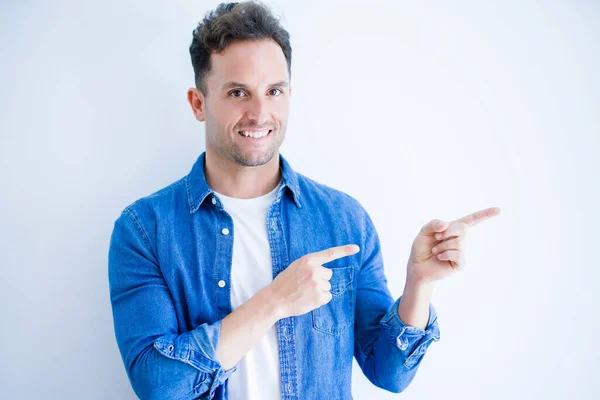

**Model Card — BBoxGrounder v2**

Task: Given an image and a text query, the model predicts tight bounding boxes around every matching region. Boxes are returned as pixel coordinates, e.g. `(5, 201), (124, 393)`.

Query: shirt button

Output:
(222, 228), (229, 235)
(211, 197), (217, 205)
(218, 280), (226, 288)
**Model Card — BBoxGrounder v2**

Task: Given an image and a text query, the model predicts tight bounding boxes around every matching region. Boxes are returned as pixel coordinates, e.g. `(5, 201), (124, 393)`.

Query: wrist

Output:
(406, 262), (434, 289)
(257, 284), (286, 322)
(399, 266), (435, 329)
(403, 277), (434, 301)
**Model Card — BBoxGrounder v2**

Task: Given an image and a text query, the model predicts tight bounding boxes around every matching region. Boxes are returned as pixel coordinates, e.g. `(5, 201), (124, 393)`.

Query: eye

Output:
(268, 88), (283, 96)
(228, 89), (246, 98)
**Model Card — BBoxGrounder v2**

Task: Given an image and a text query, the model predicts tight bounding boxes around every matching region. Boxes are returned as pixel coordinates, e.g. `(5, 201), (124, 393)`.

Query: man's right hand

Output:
(268, 244), (360, 319)
(216, 244), (360, 370)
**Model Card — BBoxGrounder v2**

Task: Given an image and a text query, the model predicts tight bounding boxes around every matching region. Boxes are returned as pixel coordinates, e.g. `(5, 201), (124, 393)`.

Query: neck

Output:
(204, 150), (282, 199)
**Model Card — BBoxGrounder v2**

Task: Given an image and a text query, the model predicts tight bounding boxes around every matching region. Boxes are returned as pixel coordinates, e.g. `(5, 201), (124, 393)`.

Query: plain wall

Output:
(1, 0), (599, 398)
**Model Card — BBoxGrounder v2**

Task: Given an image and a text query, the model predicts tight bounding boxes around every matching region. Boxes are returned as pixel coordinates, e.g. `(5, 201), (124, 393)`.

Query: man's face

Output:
(194, 39), (291, 167)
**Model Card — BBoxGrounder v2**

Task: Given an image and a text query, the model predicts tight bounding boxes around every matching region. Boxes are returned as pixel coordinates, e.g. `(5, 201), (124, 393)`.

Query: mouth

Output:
(237, 129), (272, 140)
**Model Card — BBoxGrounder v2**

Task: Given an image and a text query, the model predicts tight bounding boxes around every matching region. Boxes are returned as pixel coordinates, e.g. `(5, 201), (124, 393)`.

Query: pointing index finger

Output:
(456, 207), (501, 227)
(311, 244), (360, 265)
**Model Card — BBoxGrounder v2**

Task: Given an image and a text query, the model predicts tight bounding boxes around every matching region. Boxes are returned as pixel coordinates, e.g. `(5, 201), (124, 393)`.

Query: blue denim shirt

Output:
(108, 152), (440, 400)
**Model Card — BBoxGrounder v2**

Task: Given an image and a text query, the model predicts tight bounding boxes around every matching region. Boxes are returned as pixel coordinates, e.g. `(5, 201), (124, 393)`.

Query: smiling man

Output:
(108, 2), (500, 399)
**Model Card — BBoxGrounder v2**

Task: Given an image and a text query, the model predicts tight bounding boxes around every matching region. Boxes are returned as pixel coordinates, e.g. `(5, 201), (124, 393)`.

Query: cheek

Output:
(272, 102), (290, 125)
(208, 102), (243, 131)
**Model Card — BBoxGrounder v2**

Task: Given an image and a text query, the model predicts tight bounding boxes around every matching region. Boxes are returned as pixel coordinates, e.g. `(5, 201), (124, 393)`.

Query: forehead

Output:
(208, 39), (289, 87)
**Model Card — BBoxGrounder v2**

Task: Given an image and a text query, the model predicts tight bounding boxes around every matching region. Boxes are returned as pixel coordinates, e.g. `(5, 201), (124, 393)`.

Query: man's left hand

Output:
(407, 207), (501, 283)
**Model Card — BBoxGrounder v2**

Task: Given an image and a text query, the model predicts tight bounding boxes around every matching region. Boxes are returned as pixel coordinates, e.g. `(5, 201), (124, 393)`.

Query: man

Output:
(108, 2), (501, 399)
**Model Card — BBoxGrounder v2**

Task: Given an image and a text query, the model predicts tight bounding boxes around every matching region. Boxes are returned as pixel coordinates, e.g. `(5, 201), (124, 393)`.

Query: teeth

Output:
(240, 130), (270, 138)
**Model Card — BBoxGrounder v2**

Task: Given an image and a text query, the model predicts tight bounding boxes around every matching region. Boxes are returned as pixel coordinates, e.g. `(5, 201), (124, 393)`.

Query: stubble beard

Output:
(218, 128), (285, 167)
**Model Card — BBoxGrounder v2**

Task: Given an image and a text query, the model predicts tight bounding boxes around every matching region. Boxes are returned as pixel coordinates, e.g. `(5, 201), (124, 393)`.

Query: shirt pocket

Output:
(311, 265), (355, 336)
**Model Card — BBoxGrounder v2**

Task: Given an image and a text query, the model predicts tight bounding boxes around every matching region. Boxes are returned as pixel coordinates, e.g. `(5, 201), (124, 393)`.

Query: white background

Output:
(1, 0), (599, 399)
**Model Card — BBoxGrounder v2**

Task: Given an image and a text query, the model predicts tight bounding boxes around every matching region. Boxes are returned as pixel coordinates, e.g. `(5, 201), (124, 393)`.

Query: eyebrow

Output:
(221, 81), (289, 91)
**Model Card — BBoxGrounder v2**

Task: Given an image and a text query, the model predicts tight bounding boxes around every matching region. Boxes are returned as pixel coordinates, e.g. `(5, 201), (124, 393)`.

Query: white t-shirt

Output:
(214, 182), (282, 400)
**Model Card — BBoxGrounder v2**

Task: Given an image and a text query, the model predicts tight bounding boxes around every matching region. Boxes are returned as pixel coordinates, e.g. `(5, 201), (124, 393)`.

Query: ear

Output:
(187, 88), (206, 122)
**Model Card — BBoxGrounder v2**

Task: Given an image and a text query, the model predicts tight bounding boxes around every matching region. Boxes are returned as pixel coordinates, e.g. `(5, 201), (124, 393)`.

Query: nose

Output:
(244, 96), (270, 127)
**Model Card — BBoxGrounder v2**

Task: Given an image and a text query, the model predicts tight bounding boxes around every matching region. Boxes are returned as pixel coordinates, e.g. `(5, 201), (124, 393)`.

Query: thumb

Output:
(420, 219), (449, 235)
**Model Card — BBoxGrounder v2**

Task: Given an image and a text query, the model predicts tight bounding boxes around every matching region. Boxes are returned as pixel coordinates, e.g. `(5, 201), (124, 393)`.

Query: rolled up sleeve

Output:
(380, 296), (440, 369)
(353, 207), (440, 394)
(108, 206), (236, 399)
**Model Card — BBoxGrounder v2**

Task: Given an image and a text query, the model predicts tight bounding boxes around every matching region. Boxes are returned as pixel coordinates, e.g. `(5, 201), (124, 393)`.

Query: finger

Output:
(431, 238), (460, 255)
(456, 207), (501, 228)
(318, 280), (332, 293)
(318, 266), (333, 281)
(420, 219), (450, 236)
(309, 266), (333, 282)
(309, 244), (360, 265)
(436, 249), (460, 262)
(320, 291), (333, 305)
(435, 221), (468, 241)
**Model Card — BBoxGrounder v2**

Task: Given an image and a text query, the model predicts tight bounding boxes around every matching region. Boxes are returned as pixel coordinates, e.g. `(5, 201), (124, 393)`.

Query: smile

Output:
(238, 129), (272, 139)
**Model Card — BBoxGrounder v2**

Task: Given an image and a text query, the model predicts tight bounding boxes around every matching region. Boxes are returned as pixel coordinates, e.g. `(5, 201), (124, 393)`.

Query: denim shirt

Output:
(108, 152), (440, 400)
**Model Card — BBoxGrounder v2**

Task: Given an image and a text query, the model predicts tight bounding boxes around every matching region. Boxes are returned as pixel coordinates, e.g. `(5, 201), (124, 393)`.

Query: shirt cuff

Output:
(153, 320), (238, 397)
(379, 296), (441, 369)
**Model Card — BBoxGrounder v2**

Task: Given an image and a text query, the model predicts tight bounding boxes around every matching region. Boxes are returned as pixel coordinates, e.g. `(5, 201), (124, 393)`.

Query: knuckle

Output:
(303, 254), (315, 265)
(326, 268), (333, 280)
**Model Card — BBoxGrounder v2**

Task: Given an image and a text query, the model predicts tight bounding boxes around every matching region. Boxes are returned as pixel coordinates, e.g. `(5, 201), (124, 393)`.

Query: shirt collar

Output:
(186, 151), (302, 214)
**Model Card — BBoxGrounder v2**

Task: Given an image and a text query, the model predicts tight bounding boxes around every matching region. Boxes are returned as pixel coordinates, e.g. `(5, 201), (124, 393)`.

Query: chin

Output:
(233, 149), (277, 167)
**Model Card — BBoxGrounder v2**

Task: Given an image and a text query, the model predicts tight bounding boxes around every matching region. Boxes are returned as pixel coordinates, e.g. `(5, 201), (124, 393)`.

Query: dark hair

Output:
(189, 1), (292, 95)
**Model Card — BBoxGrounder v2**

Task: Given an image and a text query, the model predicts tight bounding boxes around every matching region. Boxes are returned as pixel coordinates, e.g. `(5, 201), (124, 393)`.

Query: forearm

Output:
(120, 288), (282, 398)
(398, 267), (434, 329)
(217, 285), (282, 370)
(358, 290), (440, 393)
(354, 210), (441, 393)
